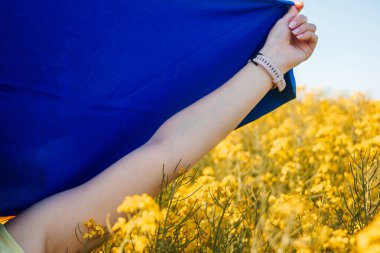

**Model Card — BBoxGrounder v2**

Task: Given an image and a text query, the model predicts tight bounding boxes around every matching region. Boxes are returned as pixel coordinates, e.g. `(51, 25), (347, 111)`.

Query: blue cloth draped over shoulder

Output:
(0, 0), (297, 215)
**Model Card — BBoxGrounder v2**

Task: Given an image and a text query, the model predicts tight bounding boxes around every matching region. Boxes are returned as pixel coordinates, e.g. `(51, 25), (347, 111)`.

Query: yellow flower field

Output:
(80, 86), (380, 253)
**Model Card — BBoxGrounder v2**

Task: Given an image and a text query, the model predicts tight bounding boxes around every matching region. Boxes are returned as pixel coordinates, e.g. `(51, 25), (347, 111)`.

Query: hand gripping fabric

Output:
(0, 0), (297, 215)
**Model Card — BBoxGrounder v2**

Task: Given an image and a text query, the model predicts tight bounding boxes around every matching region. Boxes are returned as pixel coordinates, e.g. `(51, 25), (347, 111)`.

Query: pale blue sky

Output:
(292, 0), (380, 99)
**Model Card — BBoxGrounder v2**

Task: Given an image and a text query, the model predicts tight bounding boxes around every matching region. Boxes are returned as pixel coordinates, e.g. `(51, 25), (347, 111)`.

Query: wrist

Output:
(249, 51), (287, 92)
(245, 62), (274, 92)
(258, 48), (290, 74)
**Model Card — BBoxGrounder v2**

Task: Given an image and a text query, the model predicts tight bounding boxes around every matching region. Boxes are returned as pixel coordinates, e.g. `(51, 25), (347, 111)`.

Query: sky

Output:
(291, 0), (380, 99)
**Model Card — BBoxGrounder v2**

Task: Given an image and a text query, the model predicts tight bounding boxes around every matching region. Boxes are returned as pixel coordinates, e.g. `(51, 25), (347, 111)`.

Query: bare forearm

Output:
(5, 61), (273, 253)
(149, 61), (273, 174)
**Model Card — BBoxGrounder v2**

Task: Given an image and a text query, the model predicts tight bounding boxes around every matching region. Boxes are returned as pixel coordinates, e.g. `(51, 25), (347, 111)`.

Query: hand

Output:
(259, 2), (318, 73)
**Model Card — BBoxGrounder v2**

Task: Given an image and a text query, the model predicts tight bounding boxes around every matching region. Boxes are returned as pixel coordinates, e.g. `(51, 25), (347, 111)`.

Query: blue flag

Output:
(0, 0), (296, 215)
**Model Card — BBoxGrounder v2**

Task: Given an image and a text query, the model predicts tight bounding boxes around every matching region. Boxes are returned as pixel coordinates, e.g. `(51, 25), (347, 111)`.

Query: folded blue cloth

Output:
(0, 0), (296, 215)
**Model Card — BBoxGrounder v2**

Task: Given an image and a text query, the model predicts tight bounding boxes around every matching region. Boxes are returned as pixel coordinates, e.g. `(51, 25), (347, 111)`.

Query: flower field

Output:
(80, 87), (380, 253)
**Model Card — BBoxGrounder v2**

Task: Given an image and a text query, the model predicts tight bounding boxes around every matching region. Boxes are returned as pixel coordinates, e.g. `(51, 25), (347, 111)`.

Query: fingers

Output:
(291, 23), (317, 36)
(288, 12), (318, 46)
(281, 5), (300, 23)
(295, 31), (318, 44)
(279, 2), (318, 49)
(288, 14), (308, 29)
(281, 1), (304, 24)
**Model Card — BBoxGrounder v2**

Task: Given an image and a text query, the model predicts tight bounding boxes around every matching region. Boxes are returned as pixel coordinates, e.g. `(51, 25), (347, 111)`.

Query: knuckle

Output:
(299, 23), (308, 31)
(299, 14), (308, 22)
(304, 31), (311, 37)
(310, 23), (317, 32)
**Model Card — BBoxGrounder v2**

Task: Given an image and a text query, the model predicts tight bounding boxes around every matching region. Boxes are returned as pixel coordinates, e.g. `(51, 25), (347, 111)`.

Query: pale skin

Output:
(5, 3), (318, 253)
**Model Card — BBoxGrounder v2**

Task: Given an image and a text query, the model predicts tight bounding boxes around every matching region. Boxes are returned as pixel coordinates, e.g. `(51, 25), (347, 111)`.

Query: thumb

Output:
(281, 4), (301, 23)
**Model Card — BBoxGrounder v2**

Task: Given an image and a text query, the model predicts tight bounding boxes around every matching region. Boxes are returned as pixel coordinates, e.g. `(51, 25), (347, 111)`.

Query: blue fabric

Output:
(0, 0), (296, 215)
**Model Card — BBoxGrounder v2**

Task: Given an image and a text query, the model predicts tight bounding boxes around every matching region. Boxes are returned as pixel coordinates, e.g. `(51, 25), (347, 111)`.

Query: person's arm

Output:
(5, 3), (318, 253)
(5, 59), (274, 253)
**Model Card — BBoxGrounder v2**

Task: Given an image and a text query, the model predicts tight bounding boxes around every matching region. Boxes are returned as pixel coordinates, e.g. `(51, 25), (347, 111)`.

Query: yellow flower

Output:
(82, 218), (105, 239)
(78, 89), (380, 253)
(355, 214), (380, 252)
(132, 235), (148, 252)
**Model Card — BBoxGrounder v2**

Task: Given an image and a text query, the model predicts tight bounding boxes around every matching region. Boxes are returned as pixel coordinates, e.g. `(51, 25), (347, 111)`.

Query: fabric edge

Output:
(0, 224), (27, 253)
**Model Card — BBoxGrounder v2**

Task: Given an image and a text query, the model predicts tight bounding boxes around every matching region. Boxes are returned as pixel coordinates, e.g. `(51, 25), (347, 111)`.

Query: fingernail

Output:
(292, 28), (300, 34)
(289, 21), (297, 29)
(297, 34), (304, 39)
